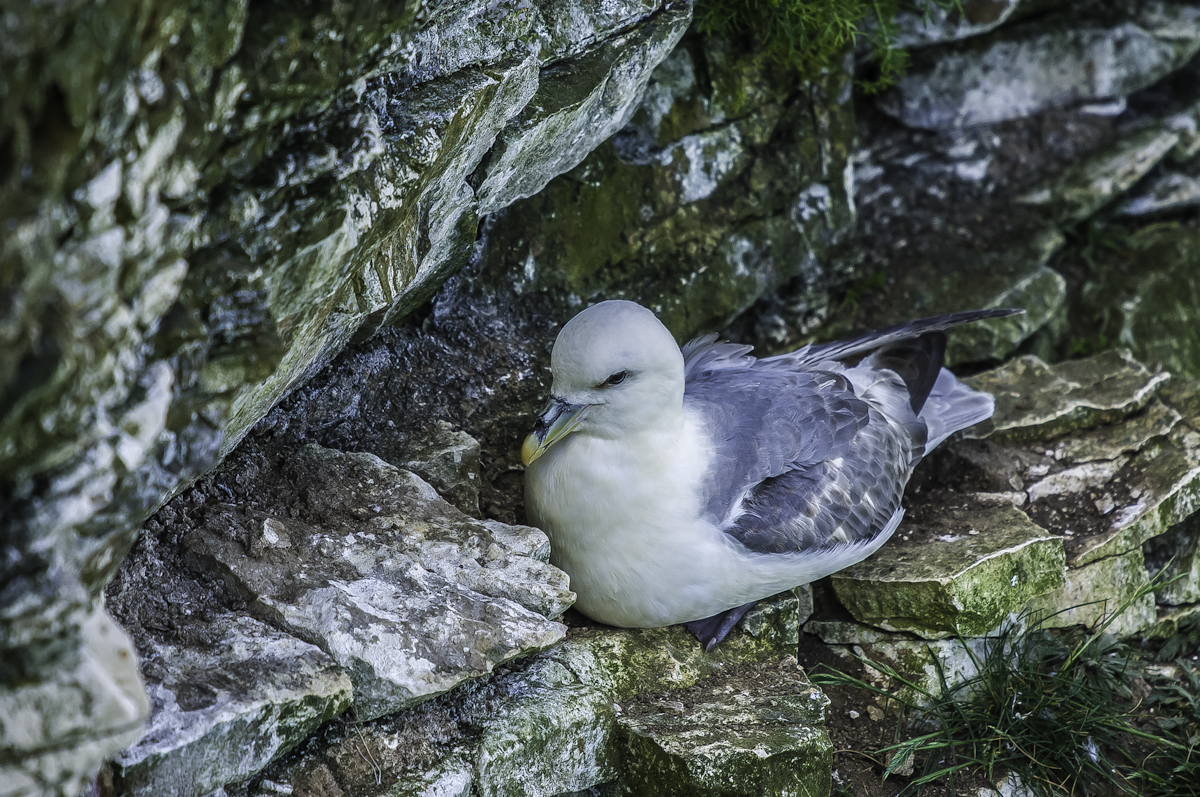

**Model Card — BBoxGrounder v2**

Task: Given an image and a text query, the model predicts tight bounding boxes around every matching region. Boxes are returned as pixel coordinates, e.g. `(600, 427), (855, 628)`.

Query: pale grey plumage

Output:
(522, 300), (1019, 648)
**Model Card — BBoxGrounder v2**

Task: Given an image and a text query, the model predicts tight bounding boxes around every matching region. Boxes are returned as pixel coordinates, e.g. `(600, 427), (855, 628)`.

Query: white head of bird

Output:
(522, 300), (684, 463)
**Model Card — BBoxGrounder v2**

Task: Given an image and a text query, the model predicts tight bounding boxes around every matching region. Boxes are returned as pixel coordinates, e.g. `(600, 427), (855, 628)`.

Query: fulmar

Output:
(522, 300), (1018, 649)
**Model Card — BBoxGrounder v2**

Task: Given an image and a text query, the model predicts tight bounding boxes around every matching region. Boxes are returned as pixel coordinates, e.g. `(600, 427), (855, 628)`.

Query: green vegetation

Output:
(813, 583), (1200, 796)
(694, 0), (959, 91)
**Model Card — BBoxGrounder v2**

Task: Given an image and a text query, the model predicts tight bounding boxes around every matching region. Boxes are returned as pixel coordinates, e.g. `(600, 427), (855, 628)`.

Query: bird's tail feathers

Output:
(862, 331), (947, 413)
(920, 368), (994, 455)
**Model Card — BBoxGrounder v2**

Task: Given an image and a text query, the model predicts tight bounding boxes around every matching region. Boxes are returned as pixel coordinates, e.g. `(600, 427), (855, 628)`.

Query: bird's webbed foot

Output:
(683, 601), (758, 652)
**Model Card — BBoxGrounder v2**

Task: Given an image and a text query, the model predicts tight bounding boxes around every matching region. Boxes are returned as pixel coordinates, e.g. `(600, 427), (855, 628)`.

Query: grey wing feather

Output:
(684, 366), (871, 529)
(724, 408), (910, 554)
(772, 309), (1023, 367)
(681, 310), (1008, 557)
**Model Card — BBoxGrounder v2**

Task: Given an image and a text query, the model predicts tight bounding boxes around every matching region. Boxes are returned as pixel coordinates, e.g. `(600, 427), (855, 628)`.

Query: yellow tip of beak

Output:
(521, 433), (541, 467)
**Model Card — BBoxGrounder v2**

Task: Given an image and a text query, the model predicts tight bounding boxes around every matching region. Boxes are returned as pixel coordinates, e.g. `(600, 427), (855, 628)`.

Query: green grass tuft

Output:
(812, 578), (1200, 796)
(694, 0), (959, 92)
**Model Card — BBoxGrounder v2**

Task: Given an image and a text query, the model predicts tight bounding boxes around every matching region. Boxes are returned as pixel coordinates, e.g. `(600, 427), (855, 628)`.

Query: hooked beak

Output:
(521, 397), (590, 466)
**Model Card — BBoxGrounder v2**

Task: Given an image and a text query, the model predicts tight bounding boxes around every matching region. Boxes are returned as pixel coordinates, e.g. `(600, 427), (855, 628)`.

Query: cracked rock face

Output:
(475, 30), (858, 343)
(879, 1), (1200, 129)
(1, 4), (686, 782)
(183, 443), (574, 722)
(0, 609), (149, 797)
(219, 591), (822, 797)
(815, 351), (1200, 688)
(110, 615), (351, 797)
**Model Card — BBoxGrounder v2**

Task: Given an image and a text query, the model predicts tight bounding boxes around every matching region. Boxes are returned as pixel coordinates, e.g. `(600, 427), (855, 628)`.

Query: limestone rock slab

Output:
(879, 4), (1200, 129)
(475, 3), (691, 212)
(618, 663), (832, 797)
(865, 228), (1067, 366)
(805, 617), (993, 703)
(963, 350), (1169, 443)
(0, 609), (148, 797)
(831, 507), (1065, 638)
(1080, 226), (1200, 380)
(886, 0), (1027, 50)
(1016, 127), (1180, 223)
(242, 591), (806, 797)
(184, 444), (573, 721)
(1118, 170), (1200, 217)
(111, 615), (351, 797)
(3, 4), (684, 784)
(1050, 399), (1181, 463)
(1025, 545), (1157, 636)
(404, 421), (484, 518)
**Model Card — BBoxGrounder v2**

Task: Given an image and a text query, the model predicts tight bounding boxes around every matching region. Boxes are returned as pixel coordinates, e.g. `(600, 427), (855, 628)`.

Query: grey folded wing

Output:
(684, 363), (913, 556)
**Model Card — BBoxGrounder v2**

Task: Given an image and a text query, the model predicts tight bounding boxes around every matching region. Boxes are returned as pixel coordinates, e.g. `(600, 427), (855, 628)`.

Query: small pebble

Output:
(848, 709), (860, 719)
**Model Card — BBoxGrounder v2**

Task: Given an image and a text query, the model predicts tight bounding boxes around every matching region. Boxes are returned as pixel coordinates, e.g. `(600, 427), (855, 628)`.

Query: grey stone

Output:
(0, 609), (149, 797)
(1048, 399), (1181, 463)
(804, 617), (993, 704)
(474, 23), (858, 343)
(248, 591), (807, 797)
(879, 4), (1200, 129)
(111, 615), (351, 797)
(885, 0), (1027, 50)
(1118, 170), (1200, 217)
(963, 350), (1169, 443)
(830, 506), (1066, 639)
(1025, 545), (1157, 635)
(404, 421), (484, 518)
(863, 228), (1067, 366)
(184, 444), (573, 721)
(618, 664), (832, 797)
(1, 3), (685, 782)
(1017, 127), (1181, 223)
(475, 4), (691, 212)
(1079, 226), (1200, 379)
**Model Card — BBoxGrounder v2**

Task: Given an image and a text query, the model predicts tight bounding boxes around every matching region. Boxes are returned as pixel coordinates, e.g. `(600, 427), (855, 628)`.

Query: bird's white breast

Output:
(525, 409), (749, 627)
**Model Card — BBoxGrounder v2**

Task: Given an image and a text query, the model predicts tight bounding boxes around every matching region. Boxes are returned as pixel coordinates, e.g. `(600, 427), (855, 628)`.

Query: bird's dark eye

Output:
(601, 371), (629, 387)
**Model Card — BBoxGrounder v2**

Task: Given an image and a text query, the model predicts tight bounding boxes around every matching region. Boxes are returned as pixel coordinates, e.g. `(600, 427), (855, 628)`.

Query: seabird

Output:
(522, 300), (1019, 649)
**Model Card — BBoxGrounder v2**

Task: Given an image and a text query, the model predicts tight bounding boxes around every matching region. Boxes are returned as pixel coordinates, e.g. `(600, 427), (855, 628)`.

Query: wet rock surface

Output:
(223, 591), (820, 797)
(9, 0), (1200, 793)
(110, 615), (351, 797)
(476, 31), (859, 342)
(879, 1), (1200, 130)
(1, 5), (688, 782)
(815, 351), (1200, 695)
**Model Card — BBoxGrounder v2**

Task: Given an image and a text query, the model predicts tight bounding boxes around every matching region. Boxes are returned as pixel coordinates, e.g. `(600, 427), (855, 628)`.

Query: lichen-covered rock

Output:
(473, 31), (858, 341)
(404, 421), (484, 518)
(110, 615), (351, 797)
(831, 507), (1066, 638)
(805, 616), (992, 703)
(0, 609), (149, 797)
(238, 591), (808, 797)
(1016, 126), (1180, 223)
(1079, 225), (1200, 380)
(1025, 544), (1158, 635)
(184, 444), (573, 721)
(618, 663), (832, 797)
(810, 349), (1199, 702)
(1118, 169), (1200, 217)
(885, 0), (1031, 50)
(879, 3), (1200, 129)
(0, 3), (687, 777)
(963, 350), (1169, 443)
(864, 227), (1067, 366)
